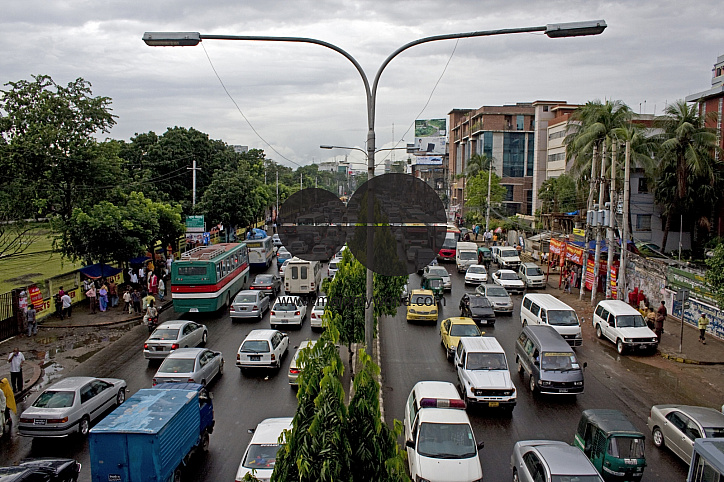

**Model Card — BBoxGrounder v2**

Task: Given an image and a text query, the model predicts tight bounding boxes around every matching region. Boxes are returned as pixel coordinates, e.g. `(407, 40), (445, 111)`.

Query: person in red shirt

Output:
(655, 301), (667, 341)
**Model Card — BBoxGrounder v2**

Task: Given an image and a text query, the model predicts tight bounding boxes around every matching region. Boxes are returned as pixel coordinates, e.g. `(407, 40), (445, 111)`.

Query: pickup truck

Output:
(90, 383), (214, 482)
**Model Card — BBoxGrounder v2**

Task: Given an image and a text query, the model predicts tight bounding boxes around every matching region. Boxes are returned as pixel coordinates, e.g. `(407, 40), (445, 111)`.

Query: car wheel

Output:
(200, 430), (210, 452)
(201, 331), (208, 346)
(596, 324), (603, 339)
(218, 360), (224, 377)
(513, 468), (519, 482)
(652, 427), (665, 448)
(529, 375), (537, 394)
(616, 339), (625, 355)
(79, 416), (91, 437)
(116, 388), (126, 406)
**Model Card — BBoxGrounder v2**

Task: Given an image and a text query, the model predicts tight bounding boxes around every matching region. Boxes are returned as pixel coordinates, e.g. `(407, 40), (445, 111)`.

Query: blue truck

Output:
(89, 383), (214, 482)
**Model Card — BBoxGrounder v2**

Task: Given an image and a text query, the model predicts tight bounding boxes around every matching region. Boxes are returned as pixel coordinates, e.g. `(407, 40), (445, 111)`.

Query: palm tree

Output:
(655, 99), (722, 251)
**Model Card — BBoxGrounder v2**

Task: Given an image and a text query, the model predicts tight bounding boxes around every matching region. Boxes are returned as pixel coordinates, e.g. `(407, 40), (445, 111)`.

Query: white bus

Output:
(246, 236), (274, 269)
(284, 257), (322, 296)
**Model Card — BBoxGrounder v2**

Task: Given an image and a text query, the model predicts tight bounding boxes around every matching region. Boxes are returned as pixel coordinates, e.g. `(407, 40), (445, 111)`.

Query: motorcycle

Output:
(146, 315), (159, 333)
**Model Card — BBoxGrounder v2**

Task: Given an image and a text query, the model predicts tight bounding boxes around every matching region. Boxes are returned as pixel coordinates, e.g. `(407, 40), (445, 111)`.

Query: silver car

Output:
(152, 348), (224, 387)
(423, 265), (452, 291)
(19, 376), (127, 437)
(511, 440), (603, 482)
(288, 340), (316, 386)
(310, 296), (327, 331)
(230, 290), (271, 321)
(648, 404), (724, 464)
(143, 320), (208, 360)
(476, 284), (514, 314)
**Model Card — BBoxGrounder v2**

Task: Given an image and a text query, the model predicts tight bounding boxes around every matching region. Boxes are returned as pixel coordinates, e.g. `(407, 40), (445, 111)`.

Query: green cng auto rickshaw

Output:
(574, 409), (647, 481)
(477, 246), (493, 268)
(420, 277), (444, 303)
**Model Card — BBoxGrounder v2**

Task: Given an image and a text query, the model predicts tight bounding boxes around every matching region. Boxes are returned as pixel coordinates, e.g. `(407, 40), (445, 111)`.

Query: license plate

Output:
(624, 458), (637, 465)
(190, 308), (199, 313)
(108, 476), (122, 482)
(249, 355), (261, 361)
(301, 286), (308, 290)
(34, 419), (46, 425)
(488, 402), (499, 407)
(241, 307), (248, 310)
(156, 346), (164, 351)
(559, 389), (568, 393)
(282, 319), (289, 323)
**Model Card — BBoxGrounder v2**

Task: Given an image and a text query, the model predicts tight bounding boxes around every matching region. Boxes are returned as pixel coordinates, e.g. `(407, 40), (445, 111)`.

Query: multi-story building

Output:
(449, 103), (535, 217)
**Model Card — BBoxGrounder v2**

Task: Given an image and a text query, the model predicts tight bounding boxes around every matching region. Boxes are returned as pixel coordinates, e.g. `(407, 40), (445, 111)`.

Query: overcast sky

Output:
(2, 1), (722, 171)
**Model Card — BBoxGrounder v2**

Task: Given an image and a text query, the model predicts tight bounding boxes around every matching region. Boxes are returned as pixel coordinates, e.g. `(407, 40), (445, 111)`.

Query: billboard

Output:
(415, 119), (447, 155)
(415, 155), (443, 165)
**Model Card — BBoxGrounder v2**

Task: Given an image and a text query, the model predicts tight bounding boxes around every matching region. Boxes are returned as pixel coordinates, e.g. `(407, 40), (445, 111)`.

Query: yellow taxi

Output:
(406, 289), (438, 323)
(440, 317), (483, 360)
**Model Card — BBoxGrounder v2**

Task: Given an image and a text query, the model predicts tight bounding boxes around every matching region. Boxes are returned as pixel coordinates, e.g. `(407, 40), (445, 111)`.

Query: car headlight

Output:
(574, 381), (583, 386)
(503, 390), (513, 396)
(409, 309), (417, 314)
(539, 380), (551, 386)
(430, 310), (437, 314)
(651, 338), (658, 342)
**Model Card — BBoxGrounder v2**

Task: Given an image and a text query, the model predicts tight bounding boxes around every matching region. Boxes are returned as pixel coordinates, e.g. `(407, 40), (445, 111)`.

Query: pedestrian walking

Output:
(109, 280), (118, 308)
(698, 313), (709, 344)
(123, 288), (132, 314)
(7, 348), (24, 393)
(98, 283), (108, 312)
(26, 305), (37, 337)
(654, 300), (667, 341)
(85, 282), (97, 314)
(0, 377), (16, 422)
(158, 277), (166, 301)
(61, 292), (72, 319)
(129, 269), (138, 289)
(148, 272), (158, 295)
(132, 290), (142, 314)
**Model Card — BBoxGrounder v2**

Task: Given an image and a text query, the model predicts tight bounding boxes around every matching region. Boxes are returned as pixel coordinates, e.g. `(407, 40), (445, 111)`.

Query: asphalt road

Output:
(4, 259), (697, 481)
(381, 262), (693, 482)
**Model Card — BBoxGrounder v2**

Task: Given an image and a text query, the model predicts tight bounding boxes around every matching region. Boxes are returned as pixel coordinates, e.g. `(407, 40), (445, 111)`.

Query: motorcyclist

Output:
(144, 301), (158, 332)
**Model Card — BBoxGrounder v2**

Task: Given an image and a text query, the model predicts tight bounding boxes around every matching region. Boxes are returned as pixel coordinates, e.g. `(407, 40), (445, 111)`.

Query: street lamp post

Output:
(144, 20), (607, 349)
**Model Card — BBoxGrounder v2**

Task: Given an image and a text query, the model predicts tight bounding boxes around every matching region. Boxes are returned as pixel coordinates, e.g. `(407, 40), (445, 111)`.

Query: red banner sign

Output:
(29, 285), (44, 309)
(565, 243), (585, 265)
(610, 265), (618, 299)
(549, 238), (563, 255)
(585, 258), (595, 290)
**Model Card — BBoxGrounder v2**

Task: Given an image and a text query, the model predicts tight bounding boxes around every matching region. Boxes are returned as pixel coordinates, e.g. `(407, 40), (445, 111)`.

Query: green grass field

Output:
(0, 226), (82, 294)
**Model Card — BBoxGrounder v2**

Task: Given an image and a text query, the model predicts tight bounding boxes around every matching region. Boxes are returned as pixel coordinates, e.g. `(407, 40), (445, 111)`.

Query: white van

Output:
(593, 299), (658, 355)
(521, 294), (582, 347)
(456, 241), (479, 273)
(283, 257), (321, 296)
(518, 262), (545, 289)
(492, 246), (521, 270)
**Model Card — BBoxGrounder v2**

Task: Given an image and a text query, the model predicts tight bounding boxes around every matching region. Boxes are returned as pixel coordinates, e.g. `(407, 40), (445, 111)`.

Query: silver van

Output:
(521, 294), (582, 347)
(518, 262), (545, 289)
(515, 325), (586, 396)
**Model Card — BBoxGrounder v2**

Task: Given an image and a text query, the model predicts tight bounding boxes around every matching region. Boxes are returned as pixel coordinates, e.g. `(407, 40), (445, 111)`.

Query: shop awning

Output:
(79, 263), (123, 279)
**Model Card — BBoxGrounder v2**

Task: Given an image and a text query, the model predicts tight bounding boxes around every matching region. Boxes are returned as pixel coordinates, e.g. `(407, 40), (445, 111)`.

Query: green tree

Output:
(465, 171), (505, 213)
(538, 174), (580, 213)
(706, 242), (724, 307)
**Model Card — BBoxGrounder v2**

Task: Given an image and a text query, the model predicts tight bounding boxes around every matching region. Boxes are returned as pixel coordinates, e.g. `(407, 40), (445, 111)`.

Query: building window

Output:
(503, 185), (514, 202)
(543, 105), (549, 112)
(548, 152), (565, 163)
(526, 190), (533, 215)
(504, 203), (520, 216)
(503, 132), (526, 177)
(527, 133), (534, 176)
(483, 132), (493, 159)
(548, 130), (565, 140)
(638, 177), (649, 193)
(636, 214), (652, 232)
(516, 115), (524, 131)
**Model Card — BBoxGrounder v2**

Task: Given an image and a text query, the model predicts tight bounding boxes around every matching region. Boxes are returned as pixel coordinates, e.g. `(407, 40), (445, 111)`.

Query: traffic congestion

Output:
(2, 229), (723, 482)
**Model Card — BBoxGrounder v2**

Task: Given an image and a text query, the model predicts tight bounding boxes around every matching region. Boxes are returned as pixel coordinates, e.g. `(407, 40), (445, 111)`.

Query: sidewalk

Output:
(0, 296), (173, 403)
(543, 269), (724, 365)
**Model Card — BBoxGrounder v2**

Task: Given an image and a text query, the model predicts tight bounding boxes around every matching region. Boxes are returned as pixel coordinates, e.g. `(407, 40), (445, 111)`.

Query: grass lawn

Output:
(0, 226), (82, 294)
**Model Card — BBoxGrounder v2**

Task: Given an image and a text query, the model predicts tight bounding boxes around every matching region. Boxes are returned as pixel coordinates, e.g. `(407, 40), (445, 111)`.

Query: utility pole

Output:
(187, 158), (201, 207)
(276, 169), (279, 223)
(300, 172), (303, 190)
(580, 145), (598, 300)
(592, 143), (607, 306)
(619, 140), (631, 300)
(605, 142), (617, 298)
(315, 176), (318, 189)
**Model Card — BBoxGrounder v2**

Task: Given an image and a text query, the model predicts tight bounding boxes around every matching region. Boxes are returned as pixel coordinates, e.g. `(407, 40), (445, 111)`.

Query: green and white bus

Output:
(171, 243), (249, 313)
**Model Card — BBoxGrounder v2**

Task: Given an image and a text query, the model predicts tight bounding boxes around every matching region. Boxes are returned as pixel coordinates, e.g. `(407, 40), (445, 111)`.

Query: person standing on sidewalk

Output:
(7, 348), (24, 393)
(123, 288), (132, 314)
(108, 280), (118, 308)
(60, 292), (72, 320)
(85, 282), (97, 314)
(655, 300), (667, 341)
(698, 313), (709, 344)
(132, 289), (142, 314)
(26, 305), (37, 337)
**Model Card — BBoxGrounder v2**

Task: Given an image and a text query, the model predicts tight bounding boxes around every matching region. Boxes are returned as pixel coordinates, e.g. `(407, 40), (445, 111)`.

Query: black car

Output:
(249, 274), (282, 296)
(0, 458), (81, 481)
(460, 293), (496, 326)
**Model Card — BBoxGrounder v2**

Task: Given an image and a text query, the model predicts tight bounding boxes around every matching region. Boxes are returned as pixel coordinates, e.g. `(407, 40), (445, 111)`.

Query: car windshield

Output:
(526, 267), (543, 276)
(235, 295), (257, 303)
(469, 297), (491, 308)
(704, 427), (724, 438)
(617, 315), (647, 328)
(241, 340), (270, 353)
(485, 287), (509, 298)
(32, 390), (75, 408)
(468, 266), (486, 274)
(159, 358), (196, 373)
(278, 248), (290, 255)
(541, 352), (580, 371)
(466, 352), (507, 370)
(499, 272), (519, 280)
(255, 275), (273, 283)
(417, 422), (477, 459)
(547, 310), (580, 326)
(429, 268), (448, 277)
(411, 294), (435, 306)
(442, 237), (456, 249)
(329, 262), (338, 269)
(150, 328), (179, 340)
(501, 249), (518, 257)
(551, 476), (602, 482)
(607, 436), (645, 459)
(450, 324), (481, 337)
(274, 302), (298, 311)
(242, 443), (282, 469)
(460, 252), (476, 260)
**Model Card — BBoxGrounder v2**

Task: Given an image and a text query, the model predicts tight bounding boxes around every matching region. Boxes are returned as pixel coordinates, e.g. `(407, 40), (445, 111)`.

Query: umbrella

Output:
(494, 227), (503, 234)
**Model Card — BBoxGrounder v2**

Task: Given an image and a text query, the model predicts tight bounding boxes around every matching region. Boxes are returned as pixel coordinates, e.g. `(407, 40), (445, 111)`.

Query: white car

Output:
(288, 340), (317, 386)
(272, 233), (283, 248)
(422, 265), (452, 291)
(492, 269), (525, 294)
(236, 329), (289, 370)
(270, 296), (307, 328)
(235, 417), (293, 481)
(403, 381), (484, 482)
(279, 259), (290, 276)
(464, 265), (488, 285)
(593, 300), (659, 354)
(327, 258), (341, 279)
(310, 296), (327, 331)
